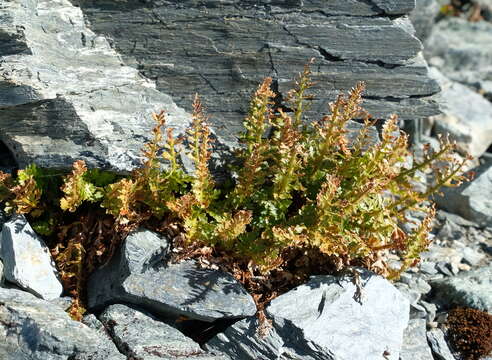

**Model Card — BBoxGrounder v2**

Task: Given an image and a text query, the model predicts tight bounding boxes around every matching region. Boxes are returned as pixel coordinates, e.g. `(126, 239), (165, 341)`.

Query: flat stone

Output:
(419, 261), (438, 275)
(74, 0), (439, 144)
(430, 264), (492, 312)
(0, 287), (125, 360)
(88, 228), (256, 321)
(400, 319), (434, 360)
(429, 67), (492, 158)
(99, 304), (225, 359)
(462, 247), (486, 266)
(0, 0), (191, 173)
(435, 162), (492, 228)
(427, 328), (455, 360)
(420, 244), (463, 266)
(0, 215), (62, 300)
(426, 17), (492, 87)
(207, 269), (409, 359)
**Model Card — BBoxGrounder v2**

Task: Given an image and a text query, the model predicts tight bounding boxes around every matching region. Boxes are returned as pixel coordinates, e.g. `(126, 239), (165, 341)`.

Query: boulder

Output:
(207, 269), (409, 360)
(429, 263), (492, 313)
(0, 287), (125, 360)
(0, 0), (439, 174)
(88, 228), (256, 321)
(99, 304), (225, 359)
(435, 162), (492, 227)
(428, 67), (492, 158)
(400, 319), (434, 360)
(0, 214), (63, 300)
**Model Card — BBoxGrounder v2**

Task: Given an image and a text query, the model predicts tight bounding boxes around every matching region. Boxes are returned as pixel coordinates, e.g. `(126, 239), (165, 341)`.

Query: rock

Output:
(82, 313), (123, 354)
(410, 0), (440, 41)
(207, 269), (409, 360)
(400, 319), (434, 360)
(99, 304), (224, 359)
(426, 17), (492, 87)
(420, 300), (438, 323)
(88, 228), (256, 321)
(396, 282), (422, 307)
(0, 0), (191, 173)
(427, 328), (455, 360)
(428, 67), (492, 158)
(435, 162), (492, 227)
(419, 261), (438, 275)
(0, 214), (62, 300)
(0, 258), (4, 287)
(420, 244), (463, 269)
(73, 0), (439, 143)
(435, 219), (468, 243)
(462, 247), (486, 266)
(430, 264), (492, 312)
(0, 287), (125, 360)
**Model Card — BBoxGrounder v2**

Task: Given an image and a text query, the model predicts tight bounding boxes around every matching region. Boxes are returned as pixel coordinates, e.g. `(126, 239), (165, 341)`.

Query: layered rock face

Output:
(0, 0), (191, 172)
(0, 0), (439, 174)
(74, 0), (440, 141)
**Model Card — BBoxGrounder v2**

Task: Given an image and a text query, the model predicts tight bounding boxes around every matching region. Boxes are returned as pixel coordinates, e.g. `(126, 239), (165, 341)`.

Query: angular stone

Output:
(410, 0), (440, 41)
(429, 68), (492, 158)
(435, 162), (492, 228)
(426, 17), (492, 87)
(88, 228), (256, 321)
(0, 287), (125, 360)
(0, 0), (191, 173)
(74, 0), (439, 143)
(427, 328), (455, 360)
(400, 319), (434, 360)
(99, 304), (225, 359)
(430, 264), (492, 312)
(0, 215), (62, 300)
(207, 269), (409, 359)
(462, 247), (486, 267)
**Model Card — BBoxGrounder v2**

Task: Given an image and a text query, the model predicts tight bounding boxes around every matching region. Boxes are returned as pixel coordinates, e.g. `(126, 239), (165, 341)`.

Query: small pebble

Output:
(457, 263), (471, 271)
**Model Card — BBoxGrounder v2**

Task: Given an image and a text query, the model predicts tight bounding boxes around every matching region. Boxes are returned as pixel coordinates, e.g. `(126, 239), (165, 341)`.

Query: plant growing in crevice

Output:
(0, 60), (472, 319)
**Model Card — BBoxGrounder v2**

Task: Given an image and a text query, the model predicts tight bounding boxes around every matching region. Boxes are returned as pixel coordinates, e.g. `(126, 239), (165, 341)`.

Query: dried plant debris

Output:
(447, 307), (492, 360)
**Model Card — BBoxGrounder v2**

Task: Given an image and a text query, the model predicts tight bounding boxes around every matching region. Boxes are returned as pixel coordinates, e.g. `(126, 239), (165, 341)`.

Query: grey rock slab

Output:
(426, 17), (492, 87)
(74, 0), (439, 144)
(207, 269), (410, 360)
(410, 0), (440, 41)
(88, 228), (256, 321)
(0, 214), (62, 300)
(0, 287), (125, 360)
(0, 258), (4, 287)
(426, 328), (455, 360)
(462, 247), (486, 266)
(435, 162), (492, 227)
(99, 304), (224, 359)
(430, 264), (492, 312)
(400, 319), (434, 360)
(0, 0), (192, 173)
(429, 67), (492, 158)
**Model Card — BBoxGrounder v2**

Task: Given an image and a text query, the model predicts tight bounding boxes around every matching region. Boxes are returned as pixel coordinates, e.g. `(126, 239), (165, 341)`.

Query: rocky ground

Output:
(1, 0), (492, 359)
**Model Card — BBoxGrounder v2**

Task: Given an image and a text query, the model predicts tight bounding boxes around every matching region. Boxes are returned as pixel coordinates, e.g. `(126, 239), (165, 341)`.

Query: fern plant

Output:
(0, 61), (472, 319)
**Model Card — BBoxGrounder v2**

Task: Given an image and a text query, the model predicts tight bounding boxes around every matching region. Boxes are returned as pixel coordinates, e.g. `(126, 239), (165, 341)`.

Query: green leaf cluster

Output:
(0, 61), (473, 313)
